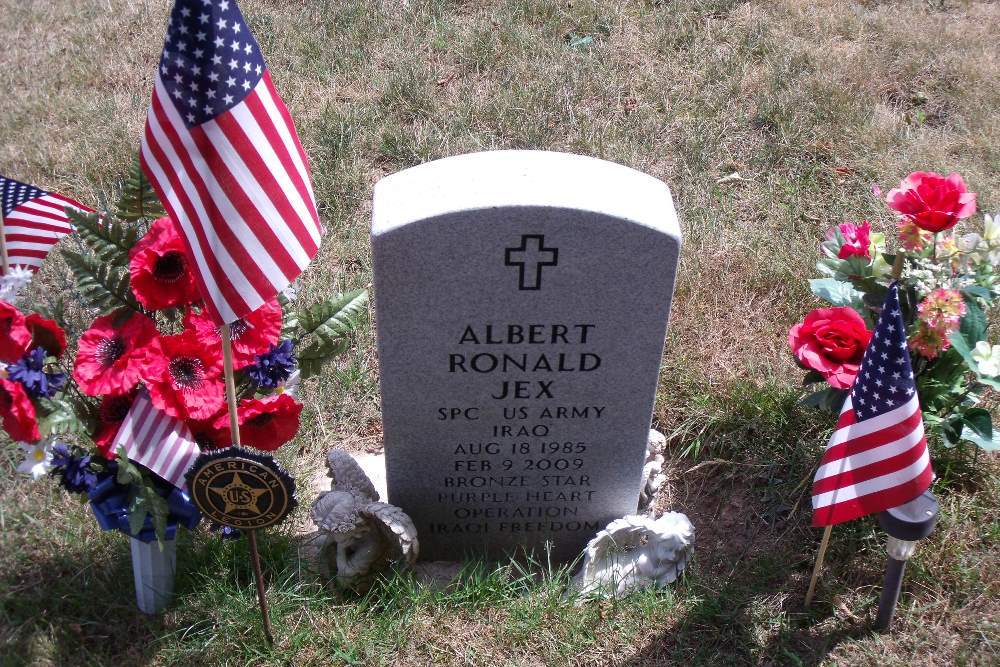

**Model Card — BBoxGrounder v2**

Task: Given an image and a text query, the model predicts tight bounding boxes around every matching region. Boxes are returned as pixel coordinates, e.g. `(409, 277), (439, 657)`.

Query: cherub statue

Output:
(310, 450), (418, 591)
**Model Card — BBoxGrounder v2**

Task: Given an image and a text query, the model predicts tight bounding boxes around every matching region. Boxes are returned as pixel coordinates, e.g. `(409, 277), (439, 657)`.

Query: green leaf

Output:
(62, 250), (142, 315)
(128, 490), (148, 536)
(67, 208), (139, 267)
(962, 407), (993, 439)
(116, 449), (143, 486)
(36, 398), (88, 437)
(295, 289), (368, 340)
(961, 285), (992, 302)
(808, 278), (865, 310)
(297, 336), (350, 379)
(800, 387), (848, 413)
(802, 370), (825, 385)
(978, 375), (1000, 390)
(959, 297), (987, 344)
(964, 428), (1000, 451)
(116, 155), (165, 221)
(947, 330), (979, 375)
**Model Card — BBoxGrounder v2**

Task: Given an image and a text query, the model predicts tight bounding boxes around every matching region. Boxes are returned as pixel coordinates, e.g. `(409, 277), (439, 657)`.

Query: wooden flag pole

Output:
(804, 252), (908, 608)
(804, 525), (832, 607)
(0, 208), (8, 276)
(221, 324), (275, 645)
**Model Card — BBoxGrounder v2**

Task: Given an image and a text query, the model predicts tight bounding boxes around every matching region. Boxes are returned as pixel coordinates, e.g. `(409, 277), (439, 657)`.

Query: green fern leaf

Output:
(62, 250), (142, 315)
(295, 289), (368, 340)
(116, 155), (165, 221)
(297, 336), (351, 379)
(37, 398), (89, 437)
(293, 289), (367, 379)
(67, 208), (139, 266)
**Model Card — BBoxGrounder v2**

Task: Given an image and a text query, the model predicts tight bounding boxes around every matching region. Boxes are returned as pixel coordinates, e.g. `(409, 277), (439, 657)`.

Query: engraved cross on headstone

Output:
(504, 234), (558, 290)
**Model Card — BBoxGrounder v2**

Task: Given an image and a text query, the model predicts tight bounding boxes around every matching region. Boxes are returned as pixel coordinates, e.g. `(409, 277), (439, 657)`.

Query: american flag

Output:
(812, 283), (933, 526)
(1, 175), (91, 273)
(139, 0), (322, 325)
(112, 390), (202, 488)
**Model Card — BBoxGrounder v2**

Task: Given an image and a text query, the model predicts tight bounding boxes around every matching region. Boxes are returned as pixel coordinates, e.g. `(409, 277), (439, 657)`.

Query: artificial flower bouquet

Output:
(790, 171), (998, 457)
(5, 162), (368, 546)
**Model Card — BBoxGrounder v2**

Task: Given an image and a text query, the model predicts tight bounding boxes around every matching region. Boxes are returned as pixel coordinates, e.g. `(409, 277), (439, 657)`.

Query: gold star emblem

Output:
(209, 472), (268, 514)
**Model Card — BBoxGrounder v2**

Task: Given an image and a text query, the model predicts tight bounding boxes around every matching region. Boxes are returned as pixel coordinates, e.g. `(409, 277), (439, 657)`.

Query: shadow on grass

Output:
(0, 535), (164, 667)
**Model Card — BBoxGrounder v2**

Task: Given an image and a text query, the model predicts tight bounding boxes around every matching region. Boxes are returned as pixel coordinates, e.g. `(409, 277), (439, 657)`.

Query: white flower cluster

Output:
(0, 266), (33, 306)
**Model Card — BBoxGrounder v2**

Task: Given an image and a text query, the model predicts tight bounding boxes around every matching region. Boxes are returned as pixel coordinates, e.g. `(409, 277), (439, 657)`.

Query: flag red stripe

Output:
(149, 84), (285, 314)
(6, 249), (49, 260)
(221, 95), (318, 256)
(262, 73), (317, 208)
(3, 218), (72, 234)
(244, 83), (320, 242)
(44, 192), (92, 211)
(145, 91), (256, 317)
(812, 436), (928, 495)
(188, 121), (302, 284)
(141, 117), (246, 322)
(11, 205), (68, 223)
(835, 408), (857, 429)
(819, 408), (923, 466)
(812, 461), (933, 527)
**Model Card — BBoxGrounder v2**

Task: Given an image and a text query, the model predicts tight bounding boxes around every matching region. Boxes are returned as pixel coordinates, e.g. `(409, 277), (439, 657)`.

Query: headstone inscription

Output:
(371, 151), (681, 561)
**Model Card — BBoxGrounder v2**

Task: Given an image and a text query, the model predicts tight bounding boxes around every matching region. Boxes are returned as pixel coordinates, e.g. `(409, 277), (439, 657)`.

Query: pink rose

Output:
(836, 221), (872, 259)
(886, 171), (977, 233)
(789, 307), (872, 390)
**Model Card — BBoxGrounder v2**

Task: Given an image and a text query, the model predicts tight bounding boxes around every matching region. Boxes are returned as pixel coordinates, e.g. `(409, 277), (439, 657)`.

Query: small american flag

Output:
(812, 283), (933, 526)
(112, 390), (202, 488)
(0, 175), (91, 273)
(139, 0), (322, 325)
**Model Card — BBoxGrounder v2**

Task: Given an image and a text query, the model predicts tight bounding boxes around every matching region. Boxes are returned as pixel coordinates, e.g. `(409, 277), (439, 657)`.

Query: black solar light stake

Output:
(875, 490), (939, 631)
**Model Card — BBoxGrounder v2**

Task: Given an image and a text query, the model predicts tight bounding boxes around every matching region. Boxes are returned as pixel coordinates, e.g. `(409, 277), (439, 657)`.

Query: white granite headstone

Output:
(371, 151), (681, 561)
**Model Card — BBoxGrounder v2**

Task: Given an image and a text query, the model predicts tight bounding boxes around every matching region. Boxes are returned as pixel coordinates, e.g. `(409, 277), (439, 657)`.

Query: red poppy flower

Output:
(139, 329), (225, 420)
(0, 302), (31, 363)
(93, 392), (137, 459)
(0, 378), (40, 442)
(214, 393), (302, 452)
(25, 313), (67, 357)
(188, 414), (232, 450)
(183, 299), (282, 368)
(129, 216), (201, 310)
(73, 311), (160, 396)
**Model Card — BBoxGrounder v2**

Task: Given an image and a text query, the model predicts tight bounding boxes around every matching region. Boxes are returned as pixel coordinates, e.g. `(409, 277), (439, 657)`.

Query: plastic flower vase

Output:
(130, 535), (177, 615)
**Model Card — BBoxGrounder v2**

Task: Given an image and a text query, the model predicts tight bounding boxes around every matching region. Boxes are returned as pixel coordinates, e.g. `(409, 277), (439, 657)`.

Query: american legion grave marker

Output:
(371, 151), (681, 561)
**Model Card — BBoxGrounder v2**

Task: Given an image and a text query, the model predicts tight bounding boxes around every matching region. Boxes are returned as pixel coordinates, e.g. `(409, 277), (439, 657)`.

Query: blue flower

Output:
(247, 339), (296, 389)
(209, 522), (242, 540)
(7, 348), (66, 398)
(50, 443), (98, 495)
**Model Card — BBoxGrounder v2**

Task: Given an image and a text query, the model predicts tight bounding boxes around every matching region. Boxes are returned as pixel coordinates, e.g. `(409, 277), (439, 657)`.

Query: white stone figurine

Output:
(310, 450), (418, 591)
(573, 512), (694, 597)
(638, 429), (668, 510)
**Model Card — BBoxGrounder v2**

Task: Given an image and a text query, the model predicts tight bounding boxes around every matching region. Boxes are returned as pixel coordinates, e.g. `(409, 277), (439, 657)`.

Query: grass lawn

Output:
(1, 0), (999, 665)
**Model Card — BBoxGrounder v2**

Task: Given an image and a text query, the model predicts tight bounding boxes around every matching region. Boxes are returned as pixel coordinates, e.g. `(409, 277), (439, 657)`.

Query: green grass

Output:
(1, 0), (999, 665)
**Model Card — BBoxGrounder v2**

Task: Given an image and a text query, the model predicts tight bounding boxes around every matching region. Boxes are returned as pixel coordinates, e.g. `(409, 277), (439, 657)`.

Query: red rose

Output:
(0, 378), (40, 442)
(789, 307), (872, 390)
(73, 311), (160, 396)
(94, 392), (137, 459)
(183, 299), (282, 368)
(25, 313), (67, 357)
(886, 171), (976, 233)
(139, 329), (225, 420)
(0, 302), (31, 362)
(129, 216), (201, 310)
(836, 221), (872, 260)
(214, 393), (302, 452)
